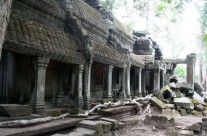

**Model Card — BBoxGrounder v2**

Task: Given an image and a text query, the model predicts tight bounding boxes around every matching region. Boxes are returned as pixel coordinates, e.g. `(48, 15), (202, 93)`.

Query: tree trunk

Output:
(0, 0), (13, 59)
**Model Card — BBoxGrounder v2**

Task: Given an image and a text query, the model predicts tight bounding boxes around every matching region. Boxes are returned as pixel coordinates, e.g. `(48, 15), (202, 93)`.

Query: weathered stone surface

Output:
(97, 106), (137, 119)
(120, 118), (139, 125)
(174, 97), (194, 110)
(166, 104), (175, 109)
(162, 109), (173, 116)
(145, 115), (169, 129)
(179, 130), (194, 135)
(99, 118), (119, 129)
(97, 121), (112, 133)
(0, 104), (33, 117)
(159, 85), (176, 99)
(195, 104), (204, 111)
(73, 127), (96, 136)
(176, 83), (194, 97)
(150, 97), (167, 110)
(77, 120), (103, 135)
(194, 82), (204, 95)
(169, 82), (177, 89)
(180, 109), (187, 116)
(166, 127), (180, 136)
(192, 92), (206, 106)
(188, 123), (201, 133)
(202, 110), (207, 116)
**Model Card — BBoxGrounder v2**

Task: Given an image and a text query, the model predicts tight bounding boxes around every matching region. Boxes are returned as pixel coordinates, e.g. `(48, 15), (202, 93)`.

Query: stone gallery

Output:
(1, 0), (203, 136)
(0, 0), (196, 116)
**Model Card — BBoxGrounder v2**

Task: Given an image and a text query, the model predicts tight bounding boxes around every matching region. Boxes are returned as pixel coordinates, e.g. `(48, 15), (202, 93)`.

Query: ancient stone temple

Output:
(0, 0), (172, 115)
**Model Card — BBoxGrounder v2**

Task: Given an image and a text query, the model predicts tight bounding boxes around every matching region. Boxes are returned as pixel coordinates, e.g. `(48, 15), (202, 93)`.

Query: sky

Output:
(112, 0), (201, 59)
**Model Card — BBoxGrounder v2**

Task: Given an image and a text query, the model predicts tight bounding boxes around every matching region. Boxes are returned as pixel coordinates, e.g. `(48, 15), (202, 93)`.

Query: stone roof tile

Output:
(4, 14), (85, 64)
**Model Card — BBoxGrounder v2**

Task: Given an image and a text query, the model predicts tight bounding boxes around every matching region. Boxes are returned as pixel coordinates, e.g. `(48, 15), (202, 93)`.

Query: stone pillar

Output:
(126, 65), (131, 98)
(30, 57), (49, 115)
(120, 68), (126, 98)
(138, 68), (142, 97)
(153, 69), (160, 93)
(0, 0), (13, 59)
(107, 65), (113, 98)
(141, 70), (146, 96)
(134, 68), (139, 96)
(77, 64), (84, 109)
(160, 70), (165, 88)
(186, 53), (196, 89)
(84, 60), (92, 110)
(56, 65), (65, 107)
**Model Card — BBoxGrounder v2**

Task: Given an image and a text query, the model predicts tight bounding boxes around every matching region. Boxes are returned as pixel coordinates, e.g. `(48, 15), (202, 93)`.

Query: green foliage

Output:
(174, 65), (186, 78)
(99, 0), (115, 12)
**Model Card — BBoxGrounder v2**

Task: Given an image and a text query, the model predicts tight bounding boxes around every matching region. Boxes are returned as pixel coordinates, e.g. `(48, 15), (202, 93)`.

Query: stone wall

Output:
(0, 0), (12, 58)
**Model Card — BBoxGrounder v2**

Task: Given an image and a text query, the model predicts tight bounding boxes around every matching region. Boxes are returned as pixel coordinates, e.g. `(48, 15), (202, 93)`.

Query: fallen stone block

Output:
(0, 104), (33, 117)
(159, 85), (176, 99)
(150, 97), (167, 110)
(195, 104), (204, 111)
(187, 123), (201, 133)
(174, 97), (194, 110)
(176, 83), (194, 97)
(202, 110), (207, 116)
(97, 121), (112, 133)
(166, 104), (175, 109)
(194, 82), (204, 95)
(179, 130), (194, 136)
(99, 118), (119, 129)
(77, 120), (103, 135)
(193, 92), (206, 106)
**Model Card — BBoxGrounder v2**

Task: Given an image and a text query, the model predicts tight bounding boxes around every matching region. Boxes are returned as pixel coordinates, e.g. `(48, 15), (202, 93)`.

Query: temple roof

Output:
(93, 42), (126, 68)
(4, 14), (85, 64)
(130, 53), (145, 68)
(70, 0), (107, 33)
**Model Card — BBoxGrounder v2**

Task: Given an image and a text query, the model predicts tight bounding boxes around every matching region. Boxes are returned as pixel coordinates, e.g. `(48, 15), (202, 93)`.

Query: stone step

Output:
(99, 117), (119, 129)
(77, 120), (104, 135)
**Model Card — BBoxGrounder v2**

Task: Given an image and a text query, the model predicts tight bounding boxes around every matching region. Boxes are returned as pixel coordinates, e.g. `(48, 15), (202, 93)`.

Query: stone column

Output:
(0, 0), (13, 59)
(138, 68), (142, 97)
(84, 60), (92, 110)
(120, 68), (126, 98)
(186, 53), (196, 89)
(77, 64), (84, 109)
(107, 65), (113, 98)
(134, 68), (139, 97)
(160, 70), (165, 88)
(30, 57), (49, 115)
(126, 65), (131, 98)
(153, 69), (160, 93)
(141, 70), (146, 96)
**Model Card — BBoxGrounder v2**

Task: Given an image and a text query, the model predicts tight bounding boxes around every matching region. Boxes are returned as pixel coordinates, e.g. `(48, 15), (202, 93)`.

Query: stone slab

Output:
(97, 121), (112, 133)
(179, 130), (194, 135)
(193, 92), (206, 106)
(120, 118), (139, 125)
(97, 106), (137, 119)
(99, 117), (119, 129)
(77, 120), (103, 134)
(174, 97), (194, 109)
(0, 118), (83, 136)
(150, 97), (167, 110)
(73, 127), (96, 136)
(0, 104), (33, 117)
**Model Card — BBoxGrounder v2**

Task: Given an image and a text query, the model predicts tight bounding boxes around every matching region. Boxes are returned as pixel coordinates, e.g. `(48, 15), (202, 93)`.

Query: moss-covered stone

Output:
(192, 99), (199, 104)
(47, 109), (62, 117)
(191, 110), (198, 116)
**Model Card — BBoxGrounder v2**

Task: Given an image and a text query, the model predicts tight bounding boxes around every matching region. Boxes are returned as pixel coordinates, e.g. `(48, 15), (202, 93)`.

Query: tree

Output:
(0, 0), (13, 59)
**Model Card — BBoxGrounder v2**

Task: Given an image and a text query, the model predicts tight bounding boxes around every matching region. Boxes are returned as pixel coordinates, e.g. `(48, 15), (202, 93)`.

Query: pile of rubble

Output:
(151, 76), (207, 116)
